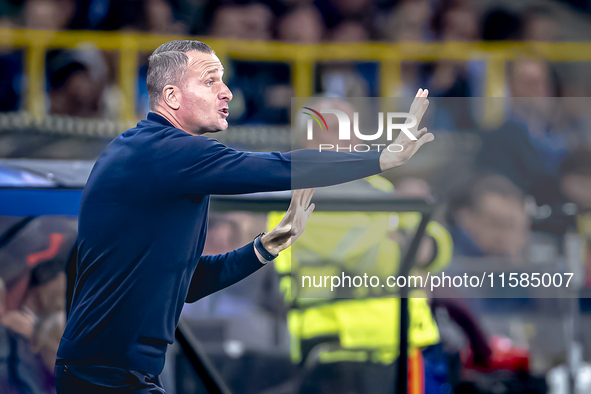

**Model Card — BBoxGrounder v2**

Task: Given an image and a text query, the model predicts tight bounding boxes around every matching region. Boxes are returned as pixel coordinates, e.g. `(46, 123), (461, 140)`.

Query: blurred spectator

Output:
(23, 0), (75, 30)
(329, 20), (369, 42)
(0, 51), (22, 111)
(0, 216), (75, 394)
(315, 0), (373, 31)
(447, 173), (530, 259)
(0, 269), (67, 393)
(47, 50), (107, 118)
(477, 57), (570, 206)
(202, 213), (242, 256)
(208, 1), (285, 123)
(222, 59), (291, 124)
(68, 0), (151, 31)
(277, 6), (324, 44)
(90, 0), (146, 31)
(509, 57), (560, 99)
(428, 4), (477, 97)
(320, 19), (374, 97)
(68, 0), (112, 29)
(1, 262), (66, 370)
(432, 2), (477, 42)
(209, 2), (273, 40)
(133, 0), (189, 117)
(385, 0), (431, 42)
(481, 7), (522, 41)
(507, 57), (568, 176)
(209, 5), (244, 39)
(383, 0), (431, 97)
(0, 0), (20, 26)
(145, 0), (187, 34)
(522, 5), (558, 42)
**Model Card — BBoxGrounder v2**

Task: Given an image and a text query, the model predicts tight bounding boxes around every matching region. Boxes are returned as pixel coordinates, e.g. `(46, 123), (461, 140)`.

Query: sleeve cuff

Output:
(242, 241), (268, 266)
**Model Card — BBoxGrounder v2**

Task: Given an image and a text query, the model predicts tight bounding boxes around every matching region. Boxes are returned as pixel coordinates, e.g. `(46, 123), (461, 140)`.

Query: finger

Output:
(303, 188), (315, 208)
(409, 89), (429, 116)
(414, 99), (429, 127)
(413, 89), (429, 115)
(416, 132), (435, 148)
(306, 203), (316, 220)
(291, 189), (303, 207)
(290, 203), (315, 243)
(409, 88), (423, 114)
(415, 127), (429, 140)
(298, 188), (308, 207)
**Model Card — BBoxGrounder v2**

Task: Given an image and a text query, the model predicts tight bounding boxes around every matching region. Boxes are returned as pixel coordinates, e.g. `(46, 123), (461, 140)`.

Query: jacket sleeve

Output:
(185, 242), (264, 303)
(153, 130), (383, 195)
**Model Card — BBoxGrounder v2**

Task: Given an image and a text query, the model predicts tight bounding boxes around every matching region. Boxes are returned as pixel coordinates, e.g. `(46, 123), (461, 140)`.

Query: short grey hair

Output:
(147, 40), (214, 109)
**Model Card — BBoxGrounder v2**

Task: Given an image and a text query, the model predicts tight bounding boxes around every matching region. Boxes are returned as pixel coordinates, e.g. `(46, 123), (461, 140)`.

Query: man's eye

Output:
(207, 80), (214, 86)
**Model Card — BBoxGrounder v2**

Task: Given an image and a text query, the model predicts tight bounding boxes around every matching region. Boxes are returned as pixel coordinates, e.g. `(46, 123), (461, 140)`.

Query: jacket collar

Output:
(146, 112), (174, 128)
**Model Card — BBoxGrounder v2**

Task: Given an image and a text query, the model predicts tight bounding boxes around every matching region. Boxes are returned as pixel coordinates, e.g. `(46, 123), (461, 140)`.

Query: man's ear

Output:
(162, 85), (180, 110)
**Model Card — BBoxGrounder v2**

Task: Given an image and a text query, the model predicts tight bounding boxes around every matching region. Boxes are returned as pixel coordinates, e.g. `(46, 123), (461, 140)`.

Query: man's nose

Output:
(219, 83), (233, 102)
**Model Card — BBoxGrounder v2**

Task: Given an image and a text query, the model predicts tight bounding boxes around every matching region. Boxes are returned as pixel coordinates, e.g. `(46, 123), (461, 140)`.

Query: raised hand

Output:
(261, 188), (315, 256)
(379, 88), (434, 171)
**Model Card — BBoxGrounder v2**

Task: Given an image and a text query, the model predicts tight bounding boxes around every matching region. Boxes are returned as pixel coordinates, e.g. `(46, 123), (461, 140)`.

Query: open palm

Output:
(262, 188), (316, 255)
(380, 88), (434, 170)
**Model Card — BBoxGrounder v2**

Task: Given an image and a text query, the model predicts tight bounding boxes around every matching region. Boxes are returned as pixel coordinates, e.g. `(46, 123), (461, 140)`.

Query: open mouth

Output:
(219, 108), (229, 117)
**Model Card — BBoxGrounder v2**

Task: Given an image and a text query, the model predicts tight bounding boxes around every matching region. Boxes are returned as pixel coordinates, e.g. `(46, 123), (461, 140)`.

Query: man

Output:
(447, 173), (530, 260)
(55, 40), (433, 393)
(477, 57), (567, 207)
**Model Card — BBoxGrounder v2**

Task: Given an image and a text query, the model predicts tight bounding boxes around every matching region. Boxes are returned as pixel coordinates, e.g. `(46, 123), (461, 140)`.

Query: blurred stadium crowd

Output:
(2, 0), (591, 122)
(2, 0), (591, 393)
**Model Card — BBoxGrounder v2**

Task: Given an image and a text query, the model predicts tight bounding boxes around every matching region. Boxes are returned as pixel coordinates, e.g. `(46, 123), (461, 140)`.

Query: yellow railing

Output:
(2, 28), (591, 123)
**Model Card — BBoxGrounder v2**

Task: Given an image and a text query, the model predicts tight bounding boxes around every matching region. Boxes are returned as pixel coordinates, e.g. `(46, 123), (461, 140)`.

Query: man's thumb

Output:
(306, 203), (316, 219)
(417, 132), (434, 147)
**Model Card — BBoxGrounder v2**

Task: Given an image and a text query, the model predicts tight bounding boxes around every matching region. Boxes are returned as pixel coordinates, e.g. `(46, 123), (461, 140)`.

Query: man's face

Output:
(178, 50), (232, 134)
(458, 193), (530, 258)
(511, 60), (551, 98)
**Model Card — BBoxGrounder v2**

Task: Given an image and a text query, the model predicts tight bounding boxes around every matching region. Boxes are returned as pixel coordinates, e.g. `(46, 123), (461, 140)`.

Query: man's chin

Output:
(199, 121), (228, 135)
(214, 119), (229, 132)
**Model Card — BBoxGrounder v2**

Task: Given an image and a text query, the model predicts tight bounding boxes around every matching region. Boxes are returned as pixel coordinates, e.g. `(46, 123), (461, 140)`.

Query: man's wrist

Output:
(379, 149), (387, 171)
(253, 244), (267, 264)
(379, 147), (401, 171)
(260, 232), (281, 256)
(254, 233), (279, 262)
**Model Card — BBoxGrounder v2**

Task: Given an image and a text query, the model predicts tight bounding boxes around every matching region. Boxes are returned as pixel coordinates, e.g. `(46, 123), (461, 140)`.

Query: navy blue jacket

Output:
(57, 113), (382, 375)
